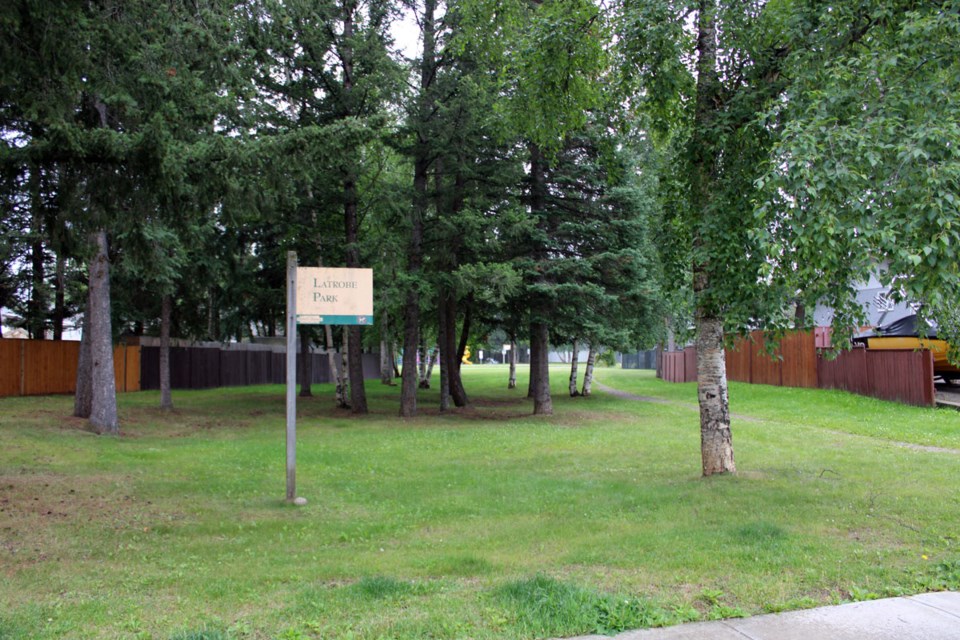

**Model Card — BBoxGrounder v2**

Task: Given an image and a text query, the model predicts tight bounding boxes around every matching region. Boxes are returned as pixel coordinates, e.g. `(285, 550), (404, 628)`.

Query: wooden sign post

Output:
(284, 252), (374, 504)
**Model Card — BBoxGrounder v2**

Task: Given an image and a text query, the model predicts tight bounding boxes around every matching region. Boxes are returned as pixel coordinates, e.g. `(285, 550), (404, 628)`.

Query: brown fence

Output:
(0, 338), (381, 397)
(656, 330), (936, 406)
(724, 331), (817, 388)
(139, 345), (380, 390)
(0, 339), (140, 397)
(660, 347), (697, 383)
(818, 347), (935, 406)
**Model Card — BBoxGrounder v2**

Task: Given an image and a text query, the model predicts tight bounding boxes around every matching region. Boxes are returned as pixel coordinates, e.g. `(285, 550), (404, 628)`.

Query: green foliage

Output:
(760, 0), (960, 342)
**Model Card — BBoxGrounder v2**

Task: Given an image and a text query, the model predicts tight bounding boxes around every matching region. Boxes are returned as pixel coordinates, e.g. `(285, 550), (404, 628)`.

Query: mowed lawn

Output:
(1, 366), (959, 639)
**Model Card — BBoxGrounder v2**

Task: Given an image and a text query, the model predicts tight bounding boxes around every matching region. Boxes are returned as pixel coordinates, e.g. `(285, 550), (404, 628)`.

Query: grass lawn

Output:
(1, 365), (959, 639)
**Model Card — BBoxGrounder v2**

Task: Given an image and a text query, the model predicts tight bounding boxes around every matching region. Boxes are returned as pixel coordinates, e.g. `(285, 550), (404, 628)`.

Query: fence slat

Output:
(0, 341), (22, 396)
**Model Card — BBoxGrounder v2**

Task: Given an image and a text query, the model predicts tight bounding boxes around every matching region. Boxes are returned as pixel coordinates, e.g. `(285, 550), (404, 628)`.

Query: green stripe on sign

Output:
(296, 315), (374, 326)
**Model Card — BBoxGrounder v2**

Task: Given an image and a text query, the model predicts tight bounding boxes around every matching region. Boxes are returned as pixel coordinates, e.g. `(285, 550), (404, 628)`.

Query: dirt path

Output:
(593, 382), (763, 422)
(594, 381), (960, 453)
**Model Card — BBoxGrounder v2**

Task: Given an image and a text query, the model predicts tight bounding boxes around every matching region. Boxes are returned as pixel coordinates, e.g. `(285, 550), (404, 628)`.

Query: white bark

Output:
(581, 345), (599, 397)
(697, 315), (735, 475)
(568, 338), (580, 397)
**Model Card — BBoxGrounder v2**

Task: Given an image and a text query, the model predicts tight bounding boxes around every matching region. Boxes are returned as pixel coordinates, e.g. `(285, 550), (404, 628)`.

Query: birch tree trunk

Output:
(74, 303), (92, 418)
(568, 338), (580, 397)
(508, 338), (517, 389)
(88, 229), (118, 434)
(159, 293), (173, 410)
(697, 315), (734, 474)
(581, 345), (598, 397)
(417, 334), (428, 387)
(693, 0), (735, 475)
(324, 323), (348, 408)
(423, 345), (437, 388)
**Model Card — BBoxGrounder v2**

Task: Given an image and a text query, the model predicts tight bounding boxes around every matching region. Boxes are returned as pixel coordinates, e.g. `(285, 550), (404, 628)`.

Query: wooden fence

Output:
(139, 345), (380, 390)
(0, 338), (380, 397)
(655, 330), (937, 406)
(0, 339), (140, 397)
(724, 331), (818, 388)
(659, 332), (815, 386)
(818, 347), (935, 406)
(660, 347), (697, 383)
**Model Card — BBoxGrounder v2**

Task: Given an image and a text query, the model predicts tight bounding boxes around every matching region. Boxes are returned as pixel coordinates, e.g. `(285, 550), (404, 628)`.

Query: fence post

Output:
(285, 251), (298, 503)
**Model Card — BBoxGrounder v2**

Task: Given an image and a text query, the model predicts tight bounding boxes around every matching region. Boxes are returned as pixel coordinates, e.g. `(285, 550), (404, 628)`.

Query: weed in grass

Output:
(0, 619), (27, 640)
(353, 575), (424, 600)
(496, 574), (679, 636)
(735, 521), (787, 546)
(707, 604), (747, 620)
(913, 558), (960, 591)
(848, 585), (881, 602)
(427, 554), (495, 577)
(762, 596), (820, 613)
(698, 588), (725, 607)
(497, 574), (602, 636)
(169, 629), (228, 640)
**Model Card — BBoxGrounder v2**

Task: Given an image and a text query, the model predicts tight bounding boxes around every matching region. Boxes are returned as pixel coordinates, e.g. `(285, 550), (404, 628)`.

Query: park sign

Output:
(295, 267), (373, 325)
(284, 253), (374, 505)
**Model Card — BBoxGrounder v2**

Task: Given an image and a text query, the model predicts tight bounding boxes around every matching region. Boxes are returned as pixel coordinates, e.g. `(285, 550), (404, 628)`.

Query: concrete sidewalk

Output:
(562, 592), (960, 640)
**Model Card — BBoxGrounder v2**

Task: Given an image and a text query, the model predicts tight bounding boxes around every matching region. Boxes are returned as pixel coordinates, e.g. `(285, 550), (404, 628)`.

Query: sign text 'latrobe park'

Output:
(294, 267), (374, 326)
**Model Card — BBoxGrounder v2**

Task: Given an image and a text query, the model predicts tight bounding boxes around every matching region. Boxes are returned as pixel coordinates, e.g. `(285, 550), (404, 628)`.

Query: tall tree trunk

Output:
(400, 297), (420, 417)
(581, 344), (598, 397)
(299, 325), (313, 397)
(341, 3), (367, 415)
(28, 167), (45, 340)
(53, 253), (65, 340)
(526, 142), (551, 412)
(693, 0), (734, 475)
(207, 287), (217, 341)
(438, 295), (450, 411)
(379, 294), (394, 385)
(508, 337), (517, 389)
(568, 338), (580, 397)
(88, 229), (118, 434)
(530, 322), (552, 415)
(74, 303), (92, 418)
(159, 293), (173, 411)
(400, 0), (436, 417)
(527, 331), (538, 398)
